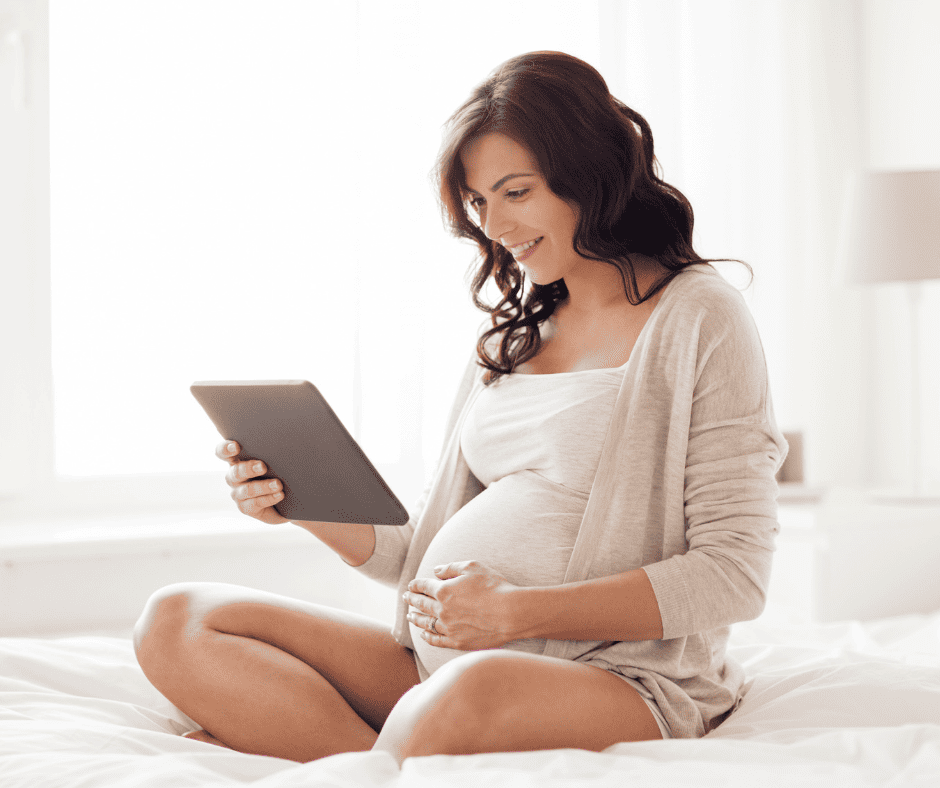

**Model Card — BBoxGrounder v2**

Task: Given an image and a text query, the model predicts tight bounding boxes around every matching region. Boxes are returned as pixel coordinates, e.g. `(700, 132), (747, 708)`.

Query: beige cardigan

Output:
(355, 264), (788, 739)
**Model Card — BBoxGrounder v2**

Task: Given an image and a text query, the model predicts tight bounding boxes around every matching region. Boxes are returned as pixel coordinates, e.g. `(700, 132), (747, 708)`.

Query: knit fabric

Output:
(354, 263), (788, 739)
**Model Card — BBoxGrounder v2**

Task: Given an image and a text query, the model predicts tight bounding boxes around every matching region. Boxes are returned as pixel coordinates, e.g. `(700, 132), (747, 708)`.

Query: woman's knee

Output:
(133, 582), (212, 665)
(429, 652), (515, 726)
(385, 652), (516, 761)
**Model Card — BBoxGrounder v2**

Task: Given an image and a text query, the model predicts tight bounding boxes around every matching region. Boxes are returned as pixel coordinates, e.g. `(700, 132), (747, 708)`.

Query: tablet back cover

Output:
(191, 380), (409, 525)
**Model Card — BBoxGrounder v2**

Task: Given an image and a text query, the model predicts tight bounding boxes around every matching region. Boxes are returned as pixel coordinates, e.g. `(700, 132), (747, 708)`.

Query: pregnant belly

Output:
(410, 470), (586, 678)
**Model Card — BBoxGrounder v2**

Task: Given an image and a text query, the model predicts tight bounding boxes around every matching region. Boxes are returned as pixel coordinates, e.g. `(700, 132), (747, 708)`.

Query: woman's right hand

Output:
(217, 440), (289, 525)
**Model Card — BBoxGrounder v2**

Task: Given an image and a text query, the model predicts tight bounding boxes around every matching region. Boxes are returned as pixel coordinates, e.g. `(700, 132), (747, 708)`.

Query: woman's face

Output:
(459, 132), (582, 286)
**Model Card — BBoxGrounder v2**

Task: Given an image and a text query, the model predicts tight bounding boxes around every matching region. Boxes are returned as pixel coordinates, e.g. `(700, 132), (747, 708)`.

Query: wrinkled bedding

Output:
(1, 612), (939, 787)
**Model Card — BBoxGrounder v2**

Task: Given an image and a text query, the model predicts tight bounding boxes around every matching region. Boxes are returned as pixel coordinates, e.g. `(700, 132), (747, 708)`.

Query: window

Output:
(0, 1), (602, 519)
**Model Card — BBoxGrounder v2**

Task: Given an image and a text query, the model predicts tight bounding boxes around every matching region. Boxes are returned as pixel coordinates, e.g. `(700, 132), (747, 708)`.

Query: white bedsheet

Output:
(1, 612), (939, 787)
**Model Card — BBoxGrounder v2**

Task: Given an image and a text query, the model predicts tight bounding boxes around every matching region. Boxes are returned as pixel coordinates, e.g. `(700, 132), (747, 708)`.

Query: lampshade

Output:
(838, 170), (940, 285)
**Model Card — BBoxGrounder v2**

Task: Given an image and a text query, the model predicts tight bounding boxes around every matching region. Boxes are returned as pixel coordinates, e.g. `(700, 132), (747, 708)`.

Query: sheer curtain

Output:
(598, 0), (940, 492)
(29, 0), (914, 524)
(599, 0), (874, 489)
(44, 0), (602, 516)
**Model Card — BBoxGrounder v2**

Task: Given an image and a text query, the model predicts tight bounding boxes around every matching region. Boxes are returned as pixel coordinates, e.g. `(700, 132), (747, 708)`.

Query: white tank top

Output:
(411, 363), (627, 676)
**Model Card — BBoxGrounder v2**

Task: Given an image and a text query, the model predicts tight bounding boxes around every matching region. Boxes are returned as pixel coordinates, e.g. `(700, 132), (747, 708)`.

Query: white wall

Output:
(861, 0), (940, 492)
(775, 0), (869, 490)
(865, 0), (940, 169)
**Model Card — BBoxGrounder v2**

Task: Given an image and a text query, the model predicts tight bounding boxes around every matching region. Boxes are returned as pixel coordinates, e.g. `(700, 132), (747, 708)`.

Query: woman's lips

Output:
(509, 237), (543, 261)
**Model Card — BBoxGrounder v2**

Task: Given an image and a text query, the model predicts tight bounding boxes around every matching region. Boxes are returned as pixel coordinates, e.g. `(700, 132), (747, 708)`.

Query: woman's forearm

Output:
(291, 520), (376, 567)
(507, 568), (664, 643)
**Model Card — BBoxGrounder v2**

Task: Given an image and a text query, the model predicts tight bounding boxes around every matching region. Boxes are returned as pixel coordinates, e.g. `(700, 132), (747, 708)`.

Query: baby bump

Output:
(411, 470), (587, 676)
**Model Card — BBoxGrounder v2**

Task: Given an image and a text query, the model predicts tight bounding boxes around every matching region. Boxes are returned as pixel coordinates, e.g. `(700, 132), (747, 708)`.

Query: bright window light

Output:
(50, 1), (360, 476)
(49, 0), (601, 479)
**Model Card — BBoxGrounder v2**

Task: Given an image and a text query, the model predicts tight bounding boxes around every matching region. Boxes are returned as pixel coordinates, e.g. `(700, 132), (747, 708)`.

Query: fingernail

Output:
(227, 442), (236, 453)
(254, 462), (263, 473)
(269, 481), (279, 490)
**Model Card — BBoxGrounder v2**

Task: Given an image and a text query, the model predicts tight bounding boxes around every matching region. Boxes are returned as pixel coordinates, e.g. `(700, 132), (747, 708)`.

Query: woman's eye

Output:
(467, 196), (484, 210)
(506, 189), (530, 200)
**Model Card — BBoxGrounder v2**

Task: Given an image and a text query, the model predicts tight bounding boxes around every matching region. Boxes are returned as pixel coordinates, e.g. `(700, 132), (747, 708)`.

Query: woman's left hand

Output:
(404, 561), (519, 651)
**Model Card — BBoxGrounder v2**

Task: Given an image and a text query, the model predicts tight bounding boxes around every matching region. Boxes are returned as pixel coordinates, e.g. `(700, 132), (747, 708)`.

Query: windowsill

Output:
(0, 506), (310, 562)
(2, 483), (826, 559)
(0, 505), (398, 638)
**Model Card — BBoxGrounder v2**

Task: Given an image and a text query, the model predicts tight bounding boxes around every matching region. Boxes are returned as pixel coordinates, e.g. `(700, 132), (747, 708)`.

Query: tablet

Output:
(190, 380), (410, 525)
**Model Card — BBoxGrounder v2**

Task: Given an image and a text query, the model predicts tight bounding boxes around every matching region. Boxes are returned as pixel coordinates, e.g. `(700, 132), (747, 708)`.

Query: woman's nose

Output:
(482, 205), (512, 241)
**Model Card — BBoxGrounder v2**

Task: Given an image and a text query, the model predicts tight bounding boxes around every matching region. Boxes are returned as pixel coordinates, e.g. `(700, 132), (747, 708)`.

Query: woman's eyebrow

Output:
(465, 172), (536, 194)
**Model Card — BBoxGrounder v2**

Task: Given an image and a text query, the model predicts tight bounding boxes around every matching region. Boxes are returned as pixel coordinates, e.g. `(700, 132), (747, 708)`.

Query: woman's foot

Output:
(183, 729), (233, 750)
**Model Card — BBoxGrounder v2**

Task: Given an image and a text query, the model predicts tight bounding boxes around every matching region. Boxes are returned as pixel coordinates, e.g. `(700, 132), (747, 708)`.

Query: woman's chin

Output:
(521, 266), (547, 285)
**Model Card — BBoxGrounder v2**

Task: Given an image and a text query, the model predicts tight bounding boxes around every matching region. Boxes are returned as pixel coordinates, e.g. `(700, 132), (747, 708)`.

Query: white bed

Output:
(1, 610), (938, 788)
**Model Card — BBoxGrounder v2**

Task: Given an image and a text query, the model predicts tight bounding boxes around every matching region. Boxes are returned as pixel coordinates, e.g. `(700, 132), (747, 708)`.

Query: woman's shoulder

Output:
(648, 264), (765, 368)
(668, 262), (743, 299)
(662, 263), (753, 324)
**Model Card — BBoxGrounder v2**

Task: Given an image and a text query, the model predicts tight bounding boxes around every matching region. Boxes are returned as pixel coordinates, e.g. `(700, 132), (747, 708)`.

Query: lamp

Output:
(838, 169), (940, 501)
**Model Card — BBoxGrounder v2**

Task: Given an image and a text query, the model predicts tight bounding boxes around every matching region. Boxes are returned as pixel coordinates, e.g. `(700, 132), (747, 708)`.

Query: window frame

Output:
(1, 0), (55, 518)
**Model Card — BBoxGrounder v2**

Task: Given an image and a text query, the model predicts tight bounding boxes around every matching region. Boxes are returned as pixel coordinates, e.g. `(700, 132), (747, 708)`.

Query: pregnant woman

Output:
(134, 51), (787, 764)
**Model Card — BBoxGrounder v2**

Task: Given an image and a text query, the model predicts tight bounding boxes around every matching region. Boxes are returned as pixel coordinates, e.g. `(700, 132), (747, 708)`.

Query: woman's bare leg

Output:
(374, 650), (663, 764)
(134, 582), (421, 762)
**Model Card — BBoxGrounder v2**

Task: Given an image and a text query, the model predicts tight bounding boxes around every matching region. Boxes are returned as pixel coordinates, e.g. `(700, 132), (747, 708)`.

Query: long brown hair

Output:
(432, 51), (750, 386)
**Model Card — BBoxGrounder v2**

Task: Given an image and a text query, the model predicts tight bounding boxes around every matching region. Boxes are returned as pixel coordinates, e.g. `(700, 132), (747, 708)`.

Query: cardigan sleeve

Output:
(642, 289), (788, 639)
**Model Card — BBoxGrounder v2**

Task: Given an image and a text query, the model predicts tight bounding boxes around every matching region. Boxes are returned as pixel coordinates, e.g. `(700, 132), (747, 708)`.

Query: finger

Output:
(215, 440), (240, 463)
(432, 562), (465, 580)
(408, 577), (444, 599)
(406, 610), (444, 636)
(232, 486), (284, 516)
(225, 459), (267, 487)
(423, 613), (443, 635)
(239, 491), (285, 517)
(403, 591), (439, 617)
(230, 478), (282, 504)
(420, 626), (446, 646)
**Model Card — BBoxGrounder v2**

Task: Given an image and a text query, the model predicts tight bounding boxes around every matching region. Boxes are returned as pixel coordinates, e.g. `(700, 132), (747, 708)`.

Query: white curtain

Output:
(35, 0), (939, 519)
(598, 0), (934, 492)
(45, 1), (603, 512)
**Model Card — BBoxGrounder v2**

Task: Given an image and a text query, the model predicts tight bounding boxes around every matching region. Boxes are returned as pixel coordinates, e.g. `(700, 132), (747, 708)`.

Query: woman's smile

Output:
(507, 237), (543, 261)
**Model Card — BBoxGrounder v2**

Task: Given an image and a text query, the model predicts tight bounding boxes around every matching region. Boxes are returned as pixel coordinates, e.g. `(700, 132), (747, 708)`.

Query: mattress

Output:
(1, 610), (939, 787)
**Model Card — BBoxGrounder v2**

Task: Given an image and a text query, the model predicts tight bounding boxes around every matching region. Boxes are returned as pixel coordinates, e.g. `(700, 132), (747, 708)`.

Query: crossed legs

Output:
(134, 582), (663, 764)
(134, 582), (421, 761)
